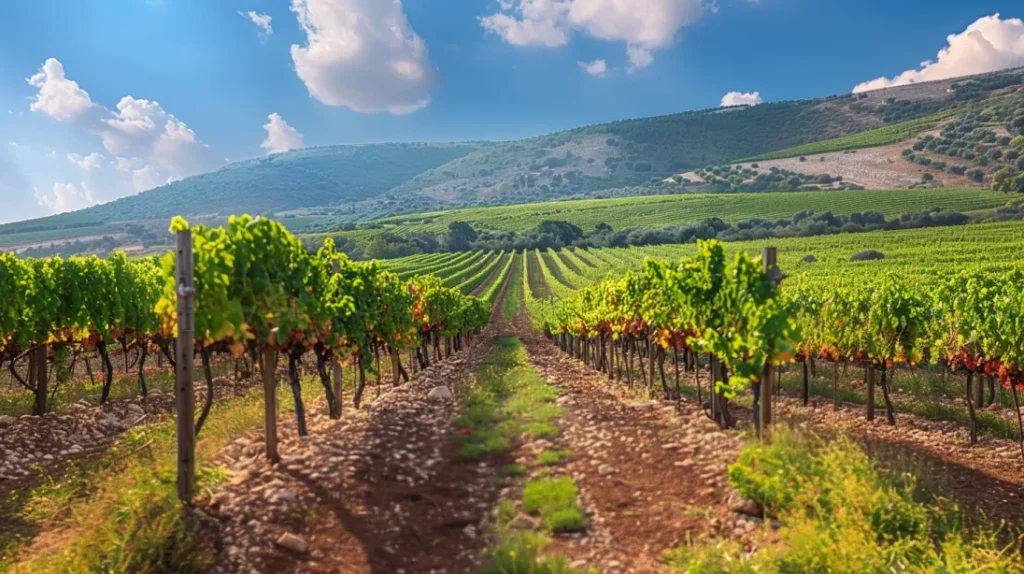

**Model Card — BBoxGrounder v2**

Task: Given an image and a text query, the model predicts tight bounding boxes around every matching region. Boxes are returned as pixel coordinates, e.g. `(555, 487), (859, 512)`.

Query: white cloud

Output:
(261, 113), (305, 154)
(480, 0), (571, 47)
(26, 59), (98, 121)
(481, 0), (707, 68)
(578, 58), (607, 77)
(720, 90), (762, 107)
(33, 182), (96, 213)
(854, 14), (1024, 93)
(289, 0), (436, 115)
(239, 10), (273, 40)
(24, 58), (223, 214)
(67, 151), (104, 170)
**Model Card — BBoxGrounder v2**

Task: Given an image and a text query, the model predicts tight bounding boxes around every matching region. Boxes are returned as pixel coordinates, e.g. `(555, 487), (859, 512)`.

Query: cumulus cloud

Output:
(854, 14), (1024, 93)
(481, 0), (707, 69)
(24, 58), (223, 213)
(33, 182), (96, 213)
(578, 58), (607, 77)
(67, 152), (104, 170)
(480, 0), (571, 47)
(239, 10), (273, 39)
(720, 91), (762, 107)
(261, 113), (305, 154)
(26, 59), (98, 121)
(289, 0), (437, 114)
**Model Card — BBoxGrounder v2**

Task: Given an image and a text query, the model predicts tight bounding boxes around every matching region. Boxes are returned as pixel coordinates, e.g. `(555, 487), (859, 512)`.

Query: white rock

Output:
(275, 532), (308, 554)
(598, 464), (616, 476)
(427, 386), (453, 400)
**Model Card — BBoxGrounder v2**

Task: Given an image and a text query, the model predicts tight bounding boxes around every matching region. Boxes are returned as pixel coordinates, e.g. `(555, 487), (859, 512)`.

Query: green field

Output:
(322, 187), (1009, 245)
(382, 219), (1024, 293)
(735, 111), (957, 163)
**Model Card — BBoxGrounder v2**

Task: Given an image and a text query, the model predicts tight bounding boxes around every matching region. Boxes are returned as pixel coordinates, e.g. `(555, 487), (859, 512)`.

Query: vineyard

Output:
(4, 216), (1024, 572)
(315, 187), (1007, 244)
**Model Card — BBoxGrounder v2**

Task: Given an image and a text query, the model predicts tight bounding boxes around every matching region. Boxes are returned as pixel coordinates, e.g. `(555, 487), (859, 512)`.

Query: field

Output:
(319, 187), (1009, 244)
(381, 218), (1024, 284)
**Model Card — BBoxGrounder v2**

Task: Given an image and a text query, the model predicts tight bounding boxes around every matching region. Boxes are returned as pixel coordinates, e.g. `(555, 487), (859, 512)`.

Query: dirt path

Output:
(503, 307), (744, 572)
(203, 268), (519, 573)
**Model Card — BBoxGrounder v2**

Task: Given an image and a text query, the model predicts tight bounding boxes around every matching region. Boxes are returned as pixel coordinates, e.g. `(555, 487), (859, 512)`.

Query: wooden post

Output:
(331, 259), (344, 408)
(390, 347), (401, 385)
(175, 229), (196, 503)
(759, 247), (778, 438)
(866, 363), (876, 421)
(832, 363), (839, 411)
(33, 346), (48, 416)
(262, 346), (279, 462)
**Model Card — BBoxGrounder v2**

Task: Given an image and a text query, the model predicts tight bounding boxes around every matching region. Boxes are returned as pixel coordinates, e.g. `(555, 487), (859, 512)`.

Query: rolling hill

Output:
(3, 66), (1023, 256)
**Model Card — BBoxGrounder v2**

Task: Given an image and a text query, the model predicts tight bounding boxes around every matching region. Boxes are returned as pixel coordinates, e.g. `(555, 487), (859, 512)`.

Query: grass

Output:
(537, 449), (572, 466)
(481, 531), (594, 574)
(1, 374), (327, 573)
(522, 477), (587, 533)
(0, 358), (233, 417)
(776, 363), (1023, 440)
(665, 429), (1021, 573)
(504, 253), (524, 320)
(452, 336), (561, 458)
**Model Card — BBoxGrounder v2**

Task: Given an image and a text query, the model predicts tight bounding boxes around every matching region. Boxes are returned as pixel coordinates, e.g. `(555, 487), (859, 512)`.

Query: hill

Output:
(309, 187), (1009, 247)
(3, 66), (1024, 256)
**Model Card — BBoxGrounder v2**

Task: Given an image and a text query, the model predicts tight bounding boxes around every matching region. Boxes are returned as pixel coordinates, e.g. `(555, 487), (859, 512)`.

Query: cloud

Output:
(239, 10), (273, 40)
(480, 0), (571, 47)
(481, 0), (707, 68)
(24, 58), (223, 214)
(720, 91), (762, 107)
(67, 152), (104, 170)
(261, 113), (305, 154)
(289, 0), (436, 115)
(33, 182), (96, 213)
(26, 59), (98, 121)
(578, 58), (607, 77)
(854, 14), (1024, 93)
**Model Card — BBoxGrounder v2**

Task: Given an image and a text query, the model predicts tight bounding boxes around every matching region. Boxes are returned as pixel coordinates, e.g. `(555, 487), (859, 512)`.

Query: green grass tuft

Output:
(522, 476), (587, 533)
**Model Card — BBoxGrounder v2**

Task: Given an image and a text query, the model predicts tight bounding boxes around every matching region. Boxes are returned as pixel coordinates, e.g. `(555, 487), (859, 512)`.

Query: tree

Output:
(447, 221), (478, 251)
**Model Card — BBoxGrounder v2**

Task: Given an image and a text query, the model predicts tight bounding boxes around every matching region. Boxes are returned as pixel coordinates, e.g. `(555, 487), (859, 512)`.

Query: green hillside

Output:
(322, 187), (1008, 245)
(4, 67), (1023, 256)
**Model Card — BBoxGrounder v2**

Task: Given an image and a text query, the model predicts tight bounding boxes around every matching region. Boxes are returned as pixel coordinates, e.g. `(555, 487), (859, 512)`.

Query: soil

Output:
(735, 143), (982, 190)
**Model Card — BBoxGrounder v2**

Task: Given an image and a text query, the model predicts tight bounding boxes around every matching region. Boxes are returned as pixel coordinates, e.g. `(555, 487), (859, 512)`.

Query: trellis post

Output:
(758, 247), (779, 438)
(263, 345), (279, 461)
(331, 259), (344, 408)
(175, 229), (196, 502)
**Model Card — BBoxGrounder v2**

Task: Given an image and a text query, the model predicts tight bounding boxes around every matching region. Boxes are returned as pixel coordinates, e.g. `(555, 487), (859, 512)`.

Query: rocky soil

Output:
(0, 377), (254, 488)
(510, 318), (750, 573)
(200, 332), (505, 574)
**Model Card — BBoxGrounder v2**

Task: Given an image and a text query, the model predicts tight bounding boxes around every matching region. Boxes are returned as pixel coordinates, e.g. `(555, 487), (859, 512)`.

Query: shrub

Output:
(850, 249), (885, 261)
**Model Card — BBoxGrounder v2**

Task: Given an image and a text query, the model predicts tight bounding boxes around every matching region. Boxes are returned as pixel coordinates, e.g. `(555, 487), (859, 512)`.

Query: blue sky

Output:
(2, 0), (1024, 223)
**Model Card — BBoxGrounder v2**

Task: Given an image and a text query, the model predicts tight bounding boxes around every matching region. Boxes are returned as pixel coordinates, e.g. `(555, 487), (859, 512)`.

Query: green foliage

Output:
(738, 111), (957, 162)
(337, 188), (1006, 249)
(668, 430), (1021, 573)
(521, 477), (587, 532)
(537, 449), (572, 465)
(482, 532), (593, 574)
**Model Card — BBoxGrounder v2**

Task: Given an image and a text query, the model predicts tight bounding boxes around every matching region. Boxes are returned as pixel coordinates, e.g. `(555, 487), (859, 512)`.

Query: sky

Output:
(2, 1), (1024, 224)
